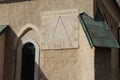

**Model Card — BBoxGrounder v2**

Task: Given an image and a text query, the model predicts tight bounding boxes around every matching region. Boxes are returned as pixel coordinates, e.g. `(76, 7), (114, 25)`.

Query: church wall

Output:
(0, 33), (5, 80)
(39, 23), (95, 80)
(15, 21), (95, 80)
(0, 0), (93, 33)
(0, 0), (94, 80)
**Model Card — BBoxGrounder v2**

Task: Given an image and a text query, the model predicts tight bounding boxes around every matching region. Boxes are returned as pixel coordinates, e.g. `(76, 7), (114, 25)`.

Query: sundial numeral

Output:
(69, 43), (72, 47)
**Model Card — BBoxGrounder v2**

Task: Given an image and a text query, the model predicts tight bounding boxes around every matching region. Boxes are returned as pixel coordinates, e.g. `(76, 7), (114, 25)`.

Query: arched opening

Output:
(15, 25), (40, 80)
(21, 42), (35, 80)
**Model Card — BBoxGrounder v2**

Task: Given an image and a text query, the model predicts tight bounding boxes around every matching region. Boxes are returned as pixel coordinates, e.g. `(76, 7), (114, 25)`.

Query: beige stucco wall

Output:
(0, 0), (94, 80)
(0, 33), (5, 80)
(39, 24), (95, 80)
(15, 21), (95, 80)
(0, 0), (93, 34)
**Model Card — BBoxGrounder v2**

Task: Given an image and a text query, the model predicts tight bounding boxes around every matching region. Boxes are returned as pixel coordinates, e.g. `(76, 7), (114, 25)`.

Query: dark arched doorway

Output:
(21, 42), (35, 80)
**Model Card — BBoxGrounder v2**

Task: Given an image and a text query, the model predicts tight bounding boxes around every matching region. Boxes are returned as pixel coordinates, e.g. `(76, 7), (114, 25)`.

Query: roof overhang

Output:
(78, 12), (119, 48)
(95, 0), (120, 27)
(114, 0), (120, 9)
(0, 25), (8, 35)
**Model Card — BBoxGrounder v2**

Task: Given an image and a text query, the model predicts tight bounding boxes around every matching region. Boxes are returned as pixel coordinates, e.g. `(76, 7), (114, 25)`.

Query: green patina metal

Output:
(78, 12), (119, 48)
(0, 25), (8, 35)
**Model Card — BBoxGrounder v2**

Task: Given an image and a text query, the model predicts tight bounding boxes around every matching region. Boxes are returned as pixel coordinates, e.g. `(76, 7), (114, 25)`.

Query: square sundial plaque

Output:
(41, 9), (79, 50)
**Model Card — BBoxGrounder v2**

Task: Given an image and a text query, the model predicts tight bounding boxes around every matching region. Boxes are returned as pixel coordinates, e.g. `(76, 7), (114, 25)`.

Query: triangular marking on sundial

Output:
(51, 16), (72, 42)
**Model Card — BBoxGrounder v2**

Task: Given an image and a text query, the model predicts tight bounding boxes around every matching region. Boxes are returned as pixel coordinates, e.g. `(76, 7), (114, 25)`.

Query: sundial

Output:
(41, 9), (79, 50)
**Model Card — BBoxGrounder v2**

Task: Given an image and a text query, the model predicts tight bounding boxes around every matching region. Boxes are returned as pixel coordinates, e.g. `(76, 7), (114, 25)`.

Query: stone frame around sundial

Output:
(40, 9), (79, 50)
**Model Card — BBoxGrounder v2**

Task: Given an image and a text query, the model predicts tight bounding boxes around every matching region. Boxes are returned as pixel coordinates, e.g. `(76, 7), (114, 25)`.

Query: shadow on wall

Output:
(3, 26), (18, 80)
(3, 26), (48, 80)
(0, 0), (33, 4)
(37, 63), (48, 80)
(16, 30), (48, 80)
(95, 47), (111, 80)
(20, 58), (48, 80)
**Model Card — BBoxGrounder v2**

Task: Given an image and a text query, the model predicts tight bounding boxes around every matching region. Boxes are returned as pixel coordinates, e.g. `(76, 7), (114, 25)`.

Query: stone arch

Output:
(16, 23), (39, 48)
(17, 23), (39, 40)
(15, 23), (40, 80)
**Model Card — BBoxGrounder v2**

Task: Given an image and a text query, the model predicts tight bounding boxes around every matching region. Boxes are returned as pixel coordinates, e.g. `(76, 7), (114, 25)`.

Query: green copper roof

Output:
(78, 12), (119, 48)
(0, 25), (8, 35)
